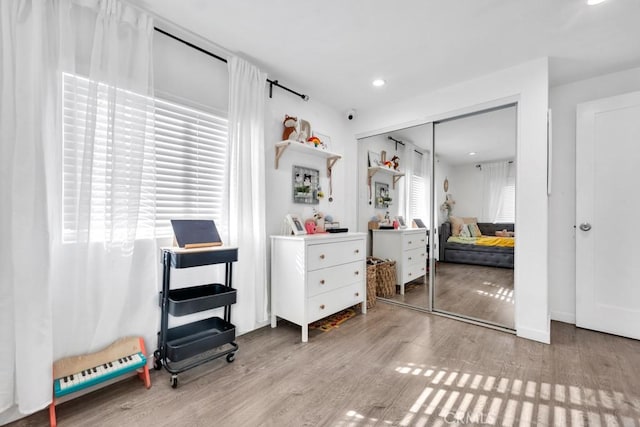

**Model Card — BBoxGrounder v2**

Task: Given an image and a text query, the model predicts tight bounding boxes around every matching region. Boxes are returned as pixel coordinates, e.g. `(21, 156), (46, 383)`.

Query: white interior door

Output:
(576, 91), (640, 340)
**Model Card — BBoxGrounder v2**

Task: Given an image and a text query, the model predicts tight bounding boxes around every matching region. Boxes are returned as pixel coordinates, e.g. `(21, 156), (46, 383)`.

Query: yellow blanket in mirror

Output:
(447, 236), (515, 248)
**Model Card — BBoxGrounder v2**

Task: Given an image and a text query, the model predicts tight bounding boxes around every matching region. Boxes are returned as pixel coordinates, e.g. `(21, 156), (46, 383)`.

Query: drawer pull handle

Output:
(320, 304), (325, 310)
(320, 254), (325, 259)
(408, 273), (412, 276)
(355, 249), (360, 254)
(408, 257), (412, 261)
(421, 254), (425, 257)
(320, 279), (325, 285)
(355, 292), (359, 297)
(408, 241), (412, 244)
(355, 271), (359, 275)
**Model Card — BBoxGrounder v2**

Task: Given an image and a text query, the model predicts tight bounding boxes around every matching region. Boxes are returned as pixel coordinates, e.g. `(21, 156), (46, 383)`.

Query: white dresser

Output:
(372, 228), (427, 294)
(270, 233), (367, 342)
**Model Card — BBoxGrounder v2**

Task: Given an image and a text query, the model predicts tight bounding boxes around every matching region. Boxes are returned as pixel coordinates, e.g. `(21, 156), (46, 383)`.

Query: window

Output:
(62, 73), (228, 242)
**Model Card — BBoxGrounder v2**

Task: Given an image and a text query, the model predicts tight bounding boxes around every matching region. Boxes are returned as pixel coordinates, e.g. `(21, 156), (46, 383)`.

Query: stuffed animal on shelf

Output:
(391, 155), (400, 171)
(282, 115), (299, 141)
(298, 119), (311, 142)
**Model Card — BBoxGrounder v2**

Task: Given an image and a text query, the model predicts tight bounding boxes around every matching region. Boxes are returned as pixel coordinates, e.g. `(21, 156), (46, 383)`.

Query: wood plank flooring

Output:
(9, 304), (640, 427)
(383, 262), (515, 329)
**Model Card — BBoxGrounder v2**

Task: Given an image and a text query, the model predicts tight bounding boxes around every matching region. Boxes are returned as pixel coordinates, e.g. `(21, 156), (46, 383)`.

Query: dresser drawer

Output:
(307, 239), (364, 271)
(405, 247), (427, 265)
(306, 282), (364, 323)
(307, 261), (364, 297)
(403, 233), (427, 251)
(403, 262), (427, 284)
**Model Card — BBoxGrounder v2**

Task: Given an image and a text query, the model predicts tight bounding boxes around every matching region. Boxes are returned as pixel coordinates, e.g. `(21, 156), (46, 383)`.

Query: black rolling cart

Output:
(154, 246), (238, 388)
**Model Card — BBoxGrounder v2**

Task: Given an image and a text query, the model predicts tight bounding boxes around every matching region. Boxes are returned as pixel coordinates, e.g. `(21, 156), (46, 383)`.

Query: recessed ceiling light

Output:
(372, 79), (386, 87)
(587, 0), (607, 5)
(468, 152), (477, 156)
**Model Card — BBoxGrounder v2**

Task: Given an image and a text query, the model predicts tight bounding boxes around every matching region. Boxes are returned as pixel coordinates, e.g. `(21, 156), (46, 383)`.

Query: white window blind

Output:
(409, 150), (428, 225)
(494, 164), (516, 223)
(153, 97), (228, 234)
(63, 73), (228, 242)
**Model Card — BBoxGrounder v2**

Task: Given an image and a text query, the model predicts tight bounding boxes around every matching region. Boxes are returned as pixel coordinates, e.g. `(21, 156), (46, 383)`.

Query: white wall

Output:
(448, 164), (484, 219)
(434, 157), (453, 226)
(356, 136), (403, 221)
(353, 58), (550, 343)
(548, 66), (640, 324)
(154, 31), (228, 112)
(264, 98), (358, 236)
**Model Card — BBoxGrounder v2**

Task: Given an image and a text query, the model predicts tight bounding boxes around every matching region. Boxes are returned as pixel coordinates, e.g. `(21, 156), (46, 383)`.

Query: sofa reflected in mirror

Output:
(439, 220), (514, 269)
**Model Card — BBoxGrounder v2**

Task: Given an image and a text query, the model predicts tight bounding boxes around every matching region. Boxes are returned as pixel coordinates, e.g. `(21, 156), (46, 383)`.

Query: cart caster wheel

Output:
(226, 352), (236, 363)
(170, 375), (178, 389)
(153, 357), (162, 370)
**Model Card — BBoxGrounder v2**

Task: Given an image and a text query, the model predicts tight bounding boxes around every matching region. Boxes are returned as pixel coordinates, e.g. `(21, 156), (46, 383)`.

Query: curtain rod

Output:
(154, 26), (309, 101)
(387, 136), (405, 151)
(476, 160), (513, 169)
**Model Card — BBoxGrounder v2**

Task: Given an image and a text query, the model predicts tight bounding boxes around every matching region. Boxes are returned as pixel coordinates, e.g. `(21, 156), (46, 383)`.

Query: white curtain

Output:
(0, 0), (59, 416)
(482, 161), (510, 223)
(1, 0), (157, 420)
(50, 0), (157, 356)
(226, 56), (268, 334)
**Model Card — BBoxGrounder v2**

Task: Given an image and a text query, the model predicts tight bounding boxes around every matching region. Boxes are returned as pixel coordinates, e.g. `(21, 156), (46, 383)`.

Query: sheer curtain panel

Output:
(0, 0), (59, 417)
(226, 56), (268, 334)
(482, 161), (510, 223)
(2, 1), (158, 422)
(50, 0), (158, 359)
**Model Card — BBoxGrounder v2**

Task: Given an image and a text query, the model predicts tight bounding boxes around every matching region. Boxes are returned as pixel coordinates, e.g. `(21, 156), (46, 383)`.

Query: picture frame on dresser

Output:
(285, 214), (307, 235)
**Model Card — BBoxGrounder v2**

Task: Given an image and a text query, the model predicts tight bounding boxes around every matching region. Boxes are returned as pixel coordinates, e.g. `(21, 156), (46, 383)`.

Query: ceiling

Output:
(133, 0), (640, 114)
(361, 105), (516, 165)
(433, 105), (517, 166)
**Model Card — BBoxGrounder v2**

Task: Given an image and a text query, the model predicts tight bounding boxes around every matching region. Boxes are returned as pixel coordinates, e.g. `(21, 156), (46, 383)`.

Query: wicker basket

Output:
(376, 260), (397, 298)
(366, 260), (377, 309)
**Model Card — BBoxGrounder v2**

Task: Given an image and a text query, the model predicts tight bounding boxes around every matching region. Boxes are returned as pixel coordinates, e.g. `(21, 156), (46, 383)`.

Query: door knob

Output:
(579, 223), (592, 231)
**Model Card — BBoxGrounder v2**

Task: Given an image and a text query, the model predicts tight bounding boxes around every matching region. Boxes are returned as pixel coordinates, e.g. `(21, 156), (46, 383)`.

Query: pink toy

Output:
(305, 221), (317, 234)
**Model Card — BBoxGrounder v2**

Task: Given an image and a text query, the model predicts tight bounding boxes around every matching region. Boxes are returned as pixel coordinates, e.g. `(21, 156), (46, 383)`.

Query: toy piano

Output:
(49, 336), (151, 427)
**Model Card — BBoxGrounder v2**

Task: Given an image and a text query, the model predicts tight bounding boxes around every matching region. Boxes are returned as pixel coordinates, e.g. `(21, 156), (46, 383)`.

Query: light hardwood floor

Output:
(384, 262), (515, 329)
(10, 303), (640, 427)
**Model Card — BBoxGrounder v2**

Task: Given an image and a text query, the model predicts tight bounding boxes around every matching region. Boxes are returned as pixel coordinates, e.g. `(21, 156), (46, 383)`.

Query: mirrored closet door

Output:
(432, 105), (517, 330)
(357, 123), (433, 311)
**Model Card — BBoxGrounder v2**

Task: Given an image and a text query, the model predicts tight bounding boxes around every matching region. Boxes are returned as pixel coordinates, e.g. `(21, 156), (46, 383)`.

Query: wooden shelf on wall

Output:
(367, 166), (404, 189)
(275, 140), (341, 176)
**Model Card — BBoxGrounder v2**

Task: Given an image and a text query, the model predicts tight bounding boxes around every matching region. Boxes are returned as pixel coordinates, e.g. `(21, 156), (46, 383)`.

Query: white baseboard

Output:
(550, 310), (576, 325)
(517, 318), (551, 344)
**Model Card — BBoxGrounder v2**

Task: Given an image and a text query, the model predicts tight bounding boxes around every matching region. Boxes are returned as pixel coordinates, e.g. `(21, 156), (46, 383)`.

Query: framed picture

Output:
(374, 181), (391, 209)
(368, 151), (381, 167)
(292, 165), (320, 204)
(396, 216), (406, 227)
(413, 218), (426, 229)
(285, 214), (306, 235)
(313, 131), (332, 151)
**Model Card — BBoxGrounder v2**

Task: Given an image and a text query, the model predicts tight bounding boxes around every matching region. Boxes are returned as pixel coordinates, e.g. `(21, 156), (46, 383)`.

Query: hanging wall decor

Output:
(292, 165), (320, 204)
(374, 182), (391, 209)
